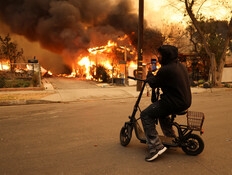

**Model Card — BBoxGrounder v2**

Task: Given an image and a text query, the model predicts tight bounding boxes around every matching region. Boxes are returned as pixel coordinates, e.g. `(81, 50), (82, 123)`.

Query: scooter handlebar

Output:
(127, 76), (146, 82)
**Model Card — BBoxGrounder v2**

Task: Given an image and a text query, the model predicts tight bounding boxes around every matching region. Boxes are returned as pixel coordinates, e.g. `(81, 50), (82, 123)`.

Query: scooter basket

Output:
(187, 111), (205, 131)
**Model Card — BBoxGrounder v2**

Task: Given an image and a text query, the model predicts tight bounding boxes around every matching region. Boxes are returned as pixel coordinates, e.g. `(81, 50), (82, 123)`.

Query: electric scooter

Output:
(120, 76), (205, 156)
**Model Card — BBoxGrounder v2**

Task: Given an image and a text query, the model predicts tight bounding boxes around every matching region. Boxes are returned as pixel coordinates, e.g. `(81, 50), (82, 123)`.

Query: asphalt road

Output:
(0, 79), (232, 175)
(47, 77), (101, 89)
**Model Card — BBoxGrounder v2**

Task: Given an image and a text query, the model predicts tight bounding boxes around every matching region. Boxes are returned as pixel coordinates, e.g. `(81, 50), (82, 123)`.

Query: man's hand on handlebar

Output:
(146, 71), (153, 78)
(146, 71), (154, 79)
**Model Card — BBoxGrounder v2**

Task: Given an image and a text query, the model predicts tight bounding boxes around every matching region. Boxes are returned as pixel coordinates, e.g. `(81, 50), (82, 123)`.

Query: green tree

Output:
(187, 19), (230, 79)
(184, 0), (232, 86)
(162, 23), (192, 54)
(129, 27), (164, 58)
(143, 28), (164, 57)
(0, 34), (24, 71)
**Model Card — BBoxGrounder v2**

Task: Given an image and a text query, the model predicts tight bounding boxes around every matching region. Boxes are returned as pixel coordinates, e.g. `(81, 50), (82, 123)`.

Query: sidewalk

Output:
(0, 79), (209, 106)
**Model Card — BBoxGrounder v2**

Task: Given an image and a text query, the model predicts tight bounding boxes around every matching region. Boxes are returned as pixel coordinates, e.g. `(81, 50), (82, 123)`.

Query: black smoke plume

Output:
(0, 0), (138, 53)
(0, 0), (163, 73)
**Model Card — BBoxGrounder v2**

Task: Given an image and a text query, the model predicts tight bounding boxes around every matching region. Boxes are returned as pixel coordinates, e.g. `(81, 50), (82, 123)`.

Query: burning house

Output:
(0, 0), (163, 84)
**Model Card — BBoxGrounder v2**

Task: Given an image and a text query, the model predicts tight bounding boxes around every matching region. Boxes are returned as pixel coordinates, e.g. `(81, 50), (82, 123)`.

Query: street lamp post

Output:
(137, 0), (144, 91)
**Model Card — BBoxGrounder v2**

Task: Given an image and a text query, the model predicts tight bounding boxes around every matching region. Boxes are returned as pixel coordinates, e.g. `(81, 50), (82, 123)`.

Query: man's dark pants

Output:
(141, 100), (175, 153)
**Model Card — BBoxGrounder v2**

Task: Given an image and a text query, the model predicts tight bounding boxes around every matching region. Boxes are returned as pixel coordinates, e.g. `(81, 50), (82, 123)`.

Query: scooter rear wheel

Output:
(181, 134), (204, 156)
(120, 123), (132, 146)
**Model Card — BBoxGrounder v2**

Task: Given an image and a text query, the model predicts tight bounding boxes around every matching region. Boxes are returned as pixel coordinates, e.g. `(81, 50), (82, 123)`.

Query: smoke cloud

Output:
(0, 0), (138, 52)
(0, 0), (162, 73)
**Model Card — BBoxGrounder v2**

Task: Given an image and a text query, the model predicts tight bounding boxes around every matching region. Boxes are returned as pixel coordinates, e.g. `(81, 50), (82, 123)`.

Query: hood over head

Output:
(158, 45), (178, 65)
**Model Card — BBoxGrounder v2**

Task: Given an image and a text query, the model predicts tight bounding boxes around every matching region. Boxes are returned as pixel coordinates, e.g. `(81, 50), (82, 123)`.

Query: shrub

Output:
(0, 76), (5, 88)
(4, 79), (30, 88)
(203, 81), (212, 88)
(94, 65), (110, 82)
(198, 79), (205, 84)
(224, 83), (232, 88)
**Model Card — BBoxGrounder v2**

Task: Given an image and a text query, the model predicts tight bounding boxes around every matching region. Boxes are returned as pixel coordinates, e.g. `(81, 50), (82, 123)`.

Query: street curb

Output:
(0, 87), (45, 91)
(0, 99), (61, 106)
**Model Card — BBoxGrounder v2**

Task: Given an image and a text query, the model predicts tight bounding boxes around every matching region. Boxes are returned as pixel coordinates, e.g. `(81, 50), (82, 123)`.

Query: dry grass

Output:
(0, 92), (54, 101)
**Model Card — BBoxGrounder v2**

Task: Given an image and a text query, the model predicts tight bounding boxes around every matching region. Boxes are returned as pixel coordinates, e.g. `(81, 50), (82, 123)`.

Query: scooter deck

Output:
(159, 135), (178, 146)
(138, 135), (178, 146)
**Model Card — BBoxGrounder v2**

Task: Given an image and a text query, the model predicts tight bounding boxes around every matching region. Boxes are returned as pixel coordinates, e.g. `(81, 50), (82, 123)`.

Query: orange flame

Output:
(78, 56), (94, 79)
(0, 61), (10, 71)
(88, 40), (117, 55)
(129, 61), (137, 69)
(65, 39), (139, 80)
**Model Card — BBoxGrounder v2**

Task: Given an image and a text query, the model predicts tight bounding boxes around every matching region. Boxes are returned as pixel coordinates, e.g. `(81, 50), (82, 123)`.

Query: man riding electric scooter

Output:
(141, 45), (192, 162)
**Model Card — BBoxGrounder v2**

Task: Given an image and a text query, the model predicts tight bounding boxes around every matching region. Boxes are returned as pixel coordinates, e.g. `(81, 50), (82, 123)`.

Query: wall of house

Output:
(222, 67), (232, 82)
(222, 55), (232, 82)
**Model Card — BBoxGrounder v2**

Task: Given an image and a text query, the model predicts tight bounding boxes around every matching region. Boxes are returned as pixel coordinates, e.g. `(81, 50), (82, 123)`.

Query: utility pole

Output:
(137, 0), (144, 91)
(124, 46), (128, 86)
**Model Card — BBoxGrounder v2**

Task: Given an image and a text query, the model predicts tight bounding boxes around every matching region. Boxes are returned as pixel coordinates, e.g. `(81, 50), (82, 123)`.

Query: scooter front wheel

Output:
(120, 123), (133, 146)
(181, 134), (204, 156)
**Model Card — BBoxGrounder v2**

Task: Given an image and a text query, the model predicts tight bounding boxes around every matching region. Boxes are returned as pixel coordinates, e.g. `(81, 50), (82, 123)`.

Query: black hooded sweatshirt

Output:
(147, 45), (192, 113)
